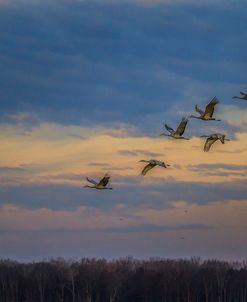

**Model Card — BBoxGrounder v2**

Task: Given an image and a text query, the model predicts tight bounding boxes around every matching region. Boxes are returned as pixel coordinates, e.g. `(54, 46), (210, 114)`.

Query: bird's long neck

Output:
(190, 115), (200, 119)
(232, 96), (242, 99)
(181, 137), (190, 140)
(160, 133), (171, 137)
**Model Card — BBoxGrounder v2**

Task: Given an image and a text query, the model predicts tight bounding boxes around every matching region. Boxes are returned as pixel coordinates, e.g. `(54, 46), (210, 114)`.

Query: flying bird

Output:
(200, 133), (230, 152)
(139, 159), (170, 176)
(232, 91), (247, 101)
(160, 117), (190, 140)
(84, 173), (113, 189)
(189, 96), (221, 121)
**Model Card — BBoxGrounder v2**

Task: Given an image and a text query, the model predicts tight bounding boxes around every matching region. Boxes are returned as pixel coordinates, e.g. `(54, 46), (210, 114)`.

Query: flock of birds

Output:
(84, 91), (247, 190)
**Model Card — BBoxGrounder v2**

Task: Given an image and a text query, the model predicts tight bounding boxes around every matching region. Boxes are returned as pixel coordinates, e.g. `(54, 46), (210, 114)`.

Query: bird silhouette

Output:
(84, 173), (113, 189)
(190, 96), (221, 121)
(232, 91), (247, 101)
(139, 159), (170, 176)
(200, 133), (230, 152)
(160, 117), (190, 140)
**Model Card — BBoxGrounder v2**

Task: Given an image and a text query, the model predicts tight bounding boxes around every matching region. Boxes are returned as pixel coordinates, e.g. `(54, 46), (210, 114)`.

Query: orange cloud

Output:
(0, 122), (246, 186)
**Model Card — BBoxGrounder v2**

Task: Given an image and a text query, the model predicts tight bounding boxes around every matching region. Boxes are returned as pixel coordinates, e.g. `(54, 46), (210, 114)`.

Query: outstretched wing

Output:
(205, 96), (219, 118)
(195, 105), (204, 116)
(165, 124), (175, 134)
(204, 137), (218, 152)
(86, 177), (98, 185)
(175, 117), (188, 136)
(141, 163), (155, 176)
(98, 174), (110, 187)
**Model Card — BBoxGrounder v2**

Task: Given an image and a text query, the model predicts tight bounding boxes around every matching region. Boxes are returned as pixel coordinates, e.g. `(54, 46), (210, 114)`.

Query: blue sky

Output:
(0, 0), (247, 261)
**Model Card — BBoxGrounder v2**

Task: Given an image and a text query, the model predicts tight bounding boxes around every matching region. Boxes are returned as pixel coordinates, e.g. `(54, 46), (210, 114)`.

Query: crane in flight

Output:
(139, 159), (170, 176)
(84, 173), (113, 189)
(200, 133), (230, 152)
(190, 96), (221, 121)
(160, 117), (190, 140)
(232, 91), (247, 101)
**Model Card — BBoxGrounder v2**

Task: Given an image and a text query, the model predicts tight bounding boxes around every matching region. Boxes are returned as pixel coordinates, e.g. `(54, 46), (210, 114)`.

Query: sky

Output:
(0, 0), (247, 262)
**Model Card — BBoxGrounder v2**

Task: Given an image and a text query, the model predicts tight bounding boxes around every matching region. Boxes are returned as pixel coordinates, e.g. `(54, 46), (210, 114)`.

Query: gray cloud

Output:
(187, 163), (247, 177)
(118, 150), (138, 156)
(0, 177), (246, 211)
(0, 1), (246, 137)
(118, 149), (162, 157)
(0, 164), (45, 176)
(88, 163), (133, 171)
(0, 166), (27, 173)
(103, 223), (213, 233)
(88, 163), (111, 167)
(188, 163), (247, 170)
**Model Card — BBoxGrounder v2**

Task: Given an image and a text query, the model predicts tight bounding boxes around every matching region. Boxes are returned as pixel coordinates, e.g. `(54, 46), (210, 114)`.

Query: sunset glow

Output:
(0, 0), (246, 261)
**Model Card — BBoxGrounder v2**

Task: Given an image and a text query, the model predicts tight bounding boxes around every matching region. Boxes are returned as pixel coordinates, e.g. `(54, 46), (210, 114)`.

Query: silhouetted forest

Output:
(0, 257), (247, 302)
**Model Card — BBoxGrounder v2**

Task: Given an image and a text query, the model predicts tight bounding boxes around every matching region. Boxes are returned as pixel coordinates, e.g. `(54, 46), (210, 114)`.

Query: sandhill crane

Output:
(232, 91), (247, 101)
(84, 173), (113, 189)
(139, 159), (170, 176)
(200, 133), (230, 152)
(160, 117), (190, 140)
(189, 96), (221, 121)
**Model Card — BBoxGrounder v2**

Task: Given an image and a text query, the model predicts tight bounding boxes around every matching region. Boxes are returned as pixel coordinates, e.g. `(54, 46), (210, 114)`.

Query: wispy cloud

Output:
(118, 149), (162, 157)
(3, 112), (39, 125)
(88, 163), (111, 167)
(220, 105), (247, 129)
(103, 223), (213, 233)
(187, 163), (247, 177)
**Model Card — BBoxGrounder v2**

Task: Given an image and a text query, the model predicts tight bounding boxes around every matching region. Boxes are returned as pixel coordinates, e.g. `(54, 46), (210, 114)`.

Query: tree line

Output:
(0, 257), (247, 302)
